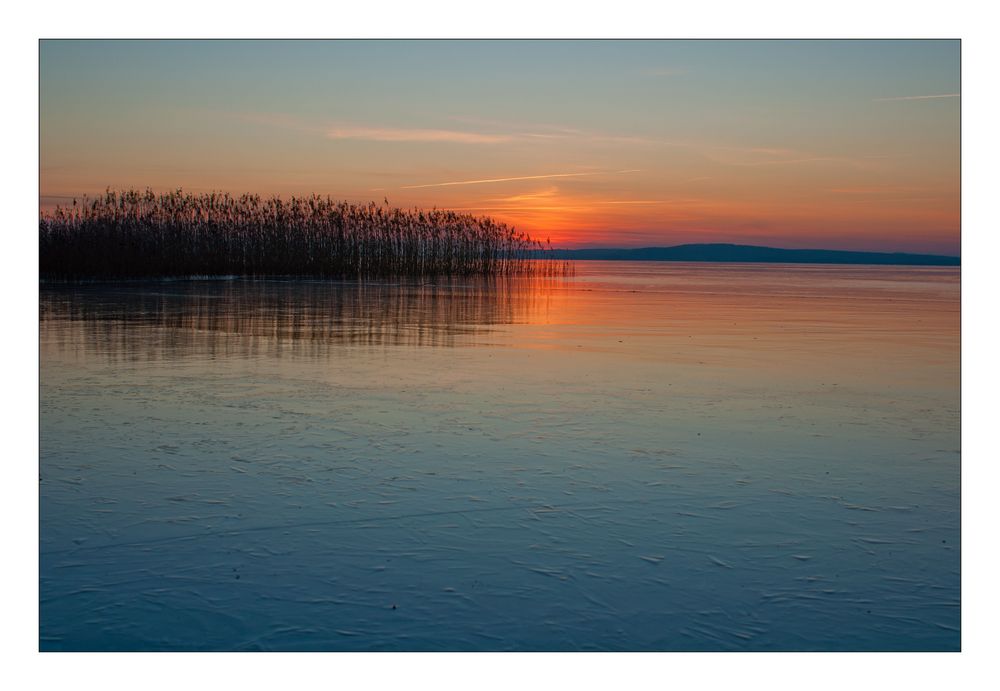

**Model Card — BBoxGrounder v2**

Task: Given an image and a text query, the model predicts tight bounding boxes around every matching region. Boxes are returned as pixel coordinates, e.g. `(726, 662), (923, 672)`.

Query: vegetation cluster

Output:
(40, 189), (563, 279)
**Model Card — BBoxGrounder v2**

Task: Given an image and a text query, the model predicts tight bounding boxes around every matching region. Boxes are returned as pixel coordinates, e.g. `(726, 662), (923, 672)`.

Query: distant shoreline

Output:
(537, 243), (960, 267)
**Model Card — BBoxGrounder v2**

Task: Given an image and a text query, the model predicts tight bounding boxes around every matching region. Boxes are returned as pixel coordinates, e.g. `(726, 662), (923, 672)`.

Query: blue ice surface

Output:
(39, 264), (960, 651)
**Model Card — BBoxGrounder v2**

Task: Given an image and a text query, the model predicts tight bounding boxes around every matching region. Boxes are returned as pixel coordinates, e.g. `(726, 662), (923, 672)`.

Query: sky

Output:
(39, 40), (960, 254)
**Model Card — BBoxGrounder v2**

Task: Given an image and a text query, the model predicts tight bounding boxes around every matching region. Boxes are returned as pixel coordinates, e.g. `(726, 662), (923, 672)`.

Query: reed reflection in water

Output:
(40, 274), (567, 358)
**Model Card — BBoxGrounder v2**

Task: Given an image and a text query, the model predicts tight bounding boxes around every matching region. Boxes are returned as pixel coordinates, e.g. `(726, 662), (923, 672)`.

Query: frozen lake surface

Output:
(39, 262), (960, 650)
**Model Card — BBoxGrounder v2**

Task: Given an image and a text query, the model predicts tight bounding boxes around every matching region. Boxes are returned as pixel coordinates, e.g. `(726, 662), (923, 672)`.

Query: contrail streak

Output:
(401, 170), (639, 189)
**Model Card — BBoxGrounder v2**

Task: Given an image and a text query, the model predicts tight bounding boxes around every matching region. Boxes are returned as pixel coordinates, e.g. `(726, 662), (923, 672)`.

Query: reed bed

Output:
(40, 189), (569, 280)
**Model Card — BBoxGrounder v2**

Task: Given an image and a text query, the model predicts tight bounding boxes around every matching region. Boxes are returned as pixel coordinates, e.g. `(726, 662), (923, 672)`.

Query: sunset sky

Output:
(39, 40), (960, 254)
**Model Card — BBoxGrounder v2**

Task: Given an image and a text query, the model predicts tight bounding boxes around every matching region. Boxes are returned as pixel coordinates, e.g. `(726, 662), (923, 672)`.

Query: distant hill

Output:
(539, 243), (959, 266)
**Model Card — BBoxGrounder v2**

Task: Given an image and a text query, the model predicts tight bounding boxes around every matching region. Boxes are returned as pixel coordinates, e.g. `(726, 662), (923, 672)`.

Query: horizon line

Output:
(544, 242), (960, 258)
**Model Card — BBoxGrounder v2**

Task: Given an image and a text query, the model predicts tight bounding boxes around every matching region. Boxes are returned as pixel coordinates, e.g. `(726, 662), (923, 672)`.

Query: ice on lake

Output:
(39, 262), (960, 650)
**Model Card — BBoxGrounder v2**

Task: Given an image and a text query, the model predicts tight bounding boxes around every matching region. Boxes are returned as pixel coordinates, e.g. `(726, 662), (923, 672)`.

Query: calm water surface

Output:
(39, 262), (960, 651)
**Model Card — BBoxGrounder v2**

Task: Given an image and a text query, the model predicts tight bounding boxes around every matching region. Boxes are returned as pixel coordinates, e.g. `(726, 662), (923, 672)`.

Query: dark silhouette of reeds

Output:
(40, 189), (569, 280)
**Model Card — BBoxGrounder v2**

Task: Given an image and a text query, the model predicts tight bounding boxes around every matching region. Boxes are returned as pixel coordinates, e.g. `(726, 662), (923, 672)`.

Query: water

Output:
(38, 262), (960, 651)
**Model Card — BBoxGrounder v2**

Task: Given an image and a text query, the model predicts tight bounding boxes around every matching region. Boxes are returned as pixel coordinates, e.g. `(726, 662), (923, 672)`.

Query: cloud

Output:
(239, 112), (513, 143)
(486, 187), (560, 204)
(447, 116), (666, 146)
(243, 111), (667, 148)
(326, 125), (512, 144)
(400, 170), (640, 190)
(873, 93), (960, 102)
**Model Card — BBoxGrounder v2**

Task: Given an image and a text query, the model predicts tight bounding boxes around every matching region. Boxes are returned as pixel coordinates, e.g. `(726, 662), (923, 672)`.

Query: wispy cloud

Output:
(326, 125), (512, 144)
(400, 170), (640, 190)
(485, 187), (560, 204)
(243, 111), (666, 148)
(447, 116), (666, 146)
(239, 112), (513, 144)
(873, 93), (960, 102)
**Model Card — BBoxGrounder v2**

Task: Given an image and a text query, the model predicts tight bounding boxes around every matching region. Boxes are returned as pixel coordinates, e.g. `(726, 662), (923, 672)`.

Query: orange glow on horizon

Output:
(439, 184), (960, 253)
(39, 179), (960, 255)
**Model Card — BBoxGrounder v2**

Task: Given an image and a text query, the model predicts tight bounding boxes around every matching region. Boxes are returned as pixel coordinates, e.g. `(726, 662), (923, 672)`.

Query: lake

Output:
(38, 262), (961, 651)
